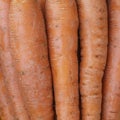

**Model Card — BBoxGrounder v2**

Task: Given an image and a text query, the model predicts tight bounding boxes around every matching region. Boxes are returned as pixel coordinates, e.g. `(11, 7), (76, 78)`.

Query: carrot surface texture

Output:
(77, 0), (108, 120)
(37, 0), (45, 14)
(0, 65), (14, 120)
(45, 0), (80, 120)
(102, 0), (120, 120)
(9, 0), (54, 119)
(0, 0), (29, 119)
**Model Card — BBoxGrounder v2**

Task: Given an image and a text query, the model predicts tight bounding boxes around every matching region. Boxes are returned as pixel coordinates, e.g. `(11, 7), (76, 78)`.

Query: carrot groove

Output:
(37, 0), (46, 14)
(45, 0), (80, 120)
(0, 0), (29, 119)
(77, 0), (108, 119)
(9, 0), (54, 119)
(102, 1), (120, 120)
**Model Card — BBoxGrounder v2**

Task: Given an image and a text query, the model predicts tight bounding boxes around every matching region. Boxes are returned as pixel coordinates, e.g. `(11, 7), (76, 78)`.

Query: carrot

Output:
(9, 0), (54, 119)
(102, 1), (120, 119)
(37, 0), (45, 14)
(45, 0), (80, 120)
(0, 0), (30, 119)
(0, 62), (14, 120)
(76, 0), (108, 119)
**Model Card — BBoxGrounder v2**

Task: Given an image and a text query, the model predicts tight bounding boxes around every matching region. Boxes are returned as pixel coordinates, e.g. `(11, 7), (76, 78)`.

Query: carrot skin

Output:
(9, 0), (54, 119)
(37, 0), (45, 14)
(0, 0), (30, 119)
(76, 0), (108, 119)
(45, 0), (80, 120)
(0, 65), (14, 120)
(102, 1), (120, 120)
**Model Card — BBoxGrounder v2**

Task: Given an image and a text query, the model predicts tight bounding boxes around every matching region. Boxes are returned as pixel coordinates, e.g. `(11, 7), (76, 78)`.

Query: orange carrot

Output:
(76, 0), (108, 119)
(45, 0), (80, 119)
(102, 1), (120, 119)
(9, 0), (54, 119)
(0, 0), (30, 119)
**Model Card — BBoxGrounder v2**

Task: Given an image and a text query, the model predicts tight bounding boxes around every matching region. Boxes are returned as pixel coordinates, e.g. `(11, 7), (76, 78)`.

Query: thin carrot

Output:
(9, 0), (54, 119)
(0, 0), (30, 119)
(102, 1), (120, 119)
(76, 0), (108, 119)
(45, 0), (80, 120)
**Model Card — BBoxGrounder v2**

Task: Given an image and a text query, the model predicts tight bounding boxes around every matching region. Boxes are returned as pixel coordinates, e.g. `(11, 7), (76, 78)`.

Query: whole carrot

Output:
(9, 0), (54, 119)
(102, 0), (120, 119)
(0, 0), (30, 119)
(76, 0), (108, 119)
(45, 0), (80, 120)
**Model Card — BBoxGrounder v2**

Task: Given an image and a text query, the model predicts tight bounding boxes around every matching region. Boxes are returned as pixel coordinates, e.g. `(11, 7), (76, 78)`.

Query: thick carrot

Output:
(9, 0), (54, 119)
(45, 0), (80, 120)
(102, 1), (120, 119)
(76, 0), (108, 119)
(0, 0), (30, 119)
